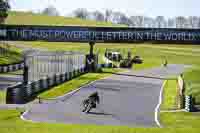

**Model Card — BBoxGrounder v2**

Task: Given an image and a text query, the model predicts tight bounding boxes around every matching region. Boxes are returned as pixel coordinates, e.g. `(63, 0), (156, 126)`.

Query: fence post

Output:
(176, 74), (185, 109)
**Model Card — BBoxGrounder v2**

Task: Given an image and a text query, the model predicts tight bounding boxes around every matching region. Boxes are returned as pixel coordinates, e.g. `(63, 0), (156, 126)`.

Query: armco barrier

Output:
(0, 61), (24, 73)
(6, 67), (86, 104)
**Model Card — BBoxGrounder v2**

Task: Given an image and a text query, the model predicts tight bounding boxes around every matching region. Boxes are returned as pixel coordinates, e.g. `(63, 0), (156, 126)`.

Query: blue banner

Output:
(0, 24), (200, 43)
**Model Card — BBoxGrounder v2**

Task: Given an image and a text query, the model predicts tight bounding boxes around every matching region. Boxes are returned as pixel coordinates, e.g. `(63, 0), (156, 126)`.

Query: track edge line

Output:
(155, 80), (166, 128)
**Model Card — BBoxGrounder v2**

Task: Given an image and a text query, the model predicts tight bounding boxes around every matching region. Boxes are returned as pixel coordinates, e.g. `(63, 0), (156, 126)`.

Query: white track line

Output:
(20, 108), (37, 123)
(155, 80), (166, 128)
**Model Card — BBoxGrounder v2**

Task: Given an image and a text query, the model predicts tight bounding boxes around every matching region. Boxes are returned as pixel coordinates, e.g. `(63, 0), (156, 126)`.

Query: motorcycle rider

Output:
(82, 91), (100, 112)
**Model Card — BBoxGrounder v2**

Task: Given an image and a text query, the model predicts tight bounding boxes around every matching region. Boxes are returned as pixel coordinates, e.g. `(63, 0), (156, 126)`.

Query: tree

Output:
(42, 6), (59, 16)
(105, 10), (112, 22)
(167, 18), (176, 28)
(73, 8), (89, 20)
(188, 16), (199, 29)
(0, 0), (10, 23)
(92, 11), (104, 21)
(143, 16), (155, 28)
(111, 11), (129, 25)
(197, 17), (200, 28)
(130, 16), (144, 27)
(176, 16), (187, 28)
(155, 16), (166, 28)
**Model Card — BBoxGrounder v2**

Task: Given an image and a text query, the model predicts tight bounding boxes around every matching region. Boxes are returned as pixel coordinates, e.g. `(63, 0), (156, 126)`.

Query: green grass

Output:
(161, 80), (178, 110)
(0, 70), (23, 76)
(1, 109), (200, 133)
(14, 42), (200, 66)
(159, 77), (200, 130)
(160, 112), (200, 129)
(6, 11), (125, 27)
(183, 68), (200, 104)
(133, 57), (162, 70)
(39, 68), (122, 99)
(0, 91), (6, 104)
(159, 72), (200, 129)
(0, 44), (23, 65)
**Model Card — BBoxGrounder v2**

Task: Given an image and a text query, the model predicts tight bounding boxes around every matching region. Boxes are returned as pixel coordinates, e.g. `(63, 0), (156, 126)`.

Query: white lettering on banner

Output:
(146, 32), (150, 40)
(137, 32), (143, 40)
(172, 33), (178, 40)
(5, 29), (198, 42)
(128, 32), (134, 40)
(156, 32), (162, 40)
(122, 32), (128, 40)
(106, 32), (112, 40)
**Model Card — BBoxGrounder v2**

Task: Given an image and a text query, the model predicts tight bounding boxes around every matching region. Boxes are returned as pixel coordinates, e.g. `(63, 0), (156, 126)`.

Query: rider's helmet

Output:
(93, 91), (98, 96)
(89, 91), (98, 98)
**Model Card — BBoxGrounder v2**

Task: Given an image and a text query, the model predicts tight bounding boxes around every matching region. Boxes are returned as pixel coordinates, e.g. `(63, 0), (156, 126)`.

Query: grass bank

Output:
(160, 111), (200, 128)
(160, 76), (200, 130)
(0, 91), (6, 104)
(6, 11), (124, 27)
(183, 68), (200, 104)
(161, 80), (178, 110)
(0, 43), (23, 65)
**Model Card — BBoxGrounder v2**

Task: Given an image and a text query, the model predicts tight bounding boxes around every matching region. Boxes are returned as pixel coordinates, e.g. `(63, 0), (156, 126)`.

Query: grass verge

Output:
(160, 74), (200, 130)
(0, 91), (6, 104)
(1, 109), (200, 133)
(160, 112), (200, 128)
(183, 68), (200, 104)
(39, 68), (122, 99)
(0, 43), (23, 65)
(133, 57), (162, 70)
(161, 80), (178, 110)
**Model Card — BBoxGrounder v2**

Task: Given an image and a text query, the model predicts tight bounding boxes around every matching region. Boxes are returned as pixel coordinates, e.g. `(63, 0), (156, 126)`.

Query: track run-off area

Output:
(19, 64), (190, 127)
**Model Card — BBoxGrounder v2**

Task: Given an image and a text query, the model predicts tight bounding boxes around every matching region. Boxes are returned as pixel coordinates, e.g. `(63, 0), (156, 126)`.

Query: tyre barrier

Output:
(185, 95), (194, 112)
(100, 63), (113, 68)
(0, 61), (24, 73)
(6, 83), (27, 104)
(6, 68), (86, 104)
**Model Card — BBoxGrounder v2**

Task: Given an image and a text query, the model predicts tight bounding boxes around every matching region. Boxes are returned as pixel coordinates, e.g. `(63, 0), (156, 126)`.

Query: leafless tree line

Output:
(39, 6), (200, 29)
(72, 9), (200, 29)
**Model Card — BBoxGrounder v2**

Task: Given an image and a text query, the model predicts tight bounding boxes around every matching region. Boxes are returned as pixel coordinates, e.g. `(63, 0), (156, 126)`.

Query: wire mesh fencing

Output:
(24, 51), (85, 82)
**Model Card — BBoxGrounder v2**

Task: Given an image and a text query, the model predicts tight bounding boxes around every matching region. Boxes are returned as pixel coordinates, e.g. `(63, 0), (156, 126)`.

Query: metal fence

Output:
(25, 51), (85, 82)
(6, 50), (86, 104)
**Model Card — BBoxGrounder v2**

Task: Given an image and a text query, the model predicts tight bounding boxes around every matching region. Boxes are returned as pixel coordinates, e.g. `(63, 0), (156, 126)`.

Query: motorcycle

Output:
(82, 98), (96, 113)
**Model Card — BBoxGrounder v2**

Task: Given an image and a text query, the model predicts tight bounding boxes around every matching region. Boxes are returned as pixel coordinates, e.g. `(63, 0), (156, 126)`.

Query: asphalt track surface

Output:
(22, 64), (190, 127)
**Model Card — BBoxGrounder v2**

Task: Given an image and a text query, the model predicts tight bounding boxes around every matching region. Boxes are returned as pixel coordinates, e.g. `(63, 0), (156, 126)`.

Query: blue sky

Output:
(10, 0), (200, 17)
